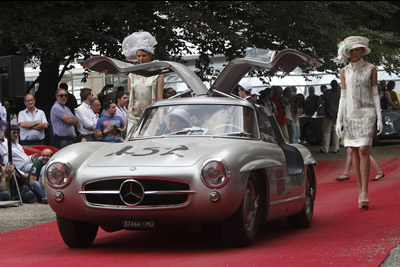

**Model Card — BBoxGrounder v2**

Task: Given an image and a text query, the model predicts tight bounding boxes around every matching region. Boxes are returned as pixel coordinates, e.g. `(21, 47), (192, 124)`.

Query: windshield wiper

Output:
(164, 127), (206, 136)
(166, 129), (192, 135)
(225, 131), (253, 137)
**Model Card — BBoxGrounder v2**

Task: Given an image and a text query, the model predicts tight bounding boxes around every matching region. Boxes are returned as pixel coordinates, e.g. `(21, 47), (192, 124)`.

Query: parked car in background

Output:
(299, 105), (324, 145)
(23, 145), (59, 156)
(374, 110), (400, 145)
(45, 49), (320, 248)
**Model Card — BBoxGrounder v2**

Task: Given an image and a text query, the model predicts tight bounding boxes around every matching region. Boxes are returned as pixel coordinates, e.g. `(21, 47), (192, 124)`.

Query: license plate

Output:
(122, 219), (155, 230)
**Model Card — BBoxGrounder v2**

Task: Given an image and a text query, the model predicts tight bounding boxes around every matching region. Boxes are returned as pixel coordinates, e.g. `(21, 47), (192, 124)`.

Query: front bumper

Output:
(46, 167), (246, 229)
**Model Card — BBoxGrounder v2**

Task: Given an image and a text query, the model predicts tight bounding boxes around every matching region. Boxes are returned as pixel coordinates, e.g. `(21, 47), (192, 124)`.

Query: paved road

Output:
(0, 141), (399, 266)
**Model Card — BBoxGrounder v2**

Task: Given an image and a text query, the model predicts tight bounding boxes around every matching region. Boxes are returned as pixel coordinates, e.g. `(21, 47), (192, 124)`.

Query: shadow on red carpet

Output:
(1, 158), (399, 266)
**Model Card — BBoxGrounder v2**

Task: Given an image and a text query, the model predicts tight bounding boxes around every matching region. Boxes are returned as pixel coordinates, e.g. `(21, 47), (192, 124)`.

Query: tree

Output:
(163, 1), (400, 77)
(0, 1), (399, 115)
(0, 1), (170, 114)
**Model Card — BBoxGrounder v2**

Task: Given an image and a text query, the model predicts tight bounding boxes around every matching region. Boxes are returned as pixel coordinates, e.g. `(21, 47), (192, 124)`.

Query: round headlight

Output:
(46, 162), (72, 188)
(201, 160), (229, 188)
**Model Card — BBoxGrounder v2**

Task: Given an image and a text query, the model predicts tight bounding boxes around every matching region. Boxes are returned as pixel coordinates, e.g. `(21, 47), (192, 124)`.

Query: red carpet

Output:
(1, 158), (399, 266)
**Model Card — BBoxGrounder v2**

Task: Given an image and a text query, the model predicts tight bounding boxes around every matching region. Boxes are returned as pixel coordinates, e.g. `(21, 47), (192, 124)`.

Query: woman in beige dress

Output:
(335, 36), (383, 210)
(122, 31), (164, 134)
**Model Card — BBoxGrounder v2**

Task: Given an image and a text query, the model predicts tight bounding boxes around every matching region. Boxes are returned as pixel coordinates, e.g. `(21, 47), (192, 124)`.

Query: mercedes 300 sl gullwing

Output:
(45, 49), (320, 248)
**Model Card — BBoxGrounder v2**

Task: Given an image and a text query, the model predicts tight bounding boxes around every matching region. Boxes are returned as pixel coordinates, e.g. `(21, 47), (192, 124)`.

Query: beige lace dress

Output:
(127, 73), (159, 134)
(342, 58), (377, 147)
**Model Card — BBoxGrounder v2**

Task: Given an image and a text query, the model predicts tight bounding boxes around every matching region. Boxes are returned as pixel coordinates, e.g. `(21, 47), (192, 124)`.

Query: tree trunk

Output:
(35, 60), (60, 118)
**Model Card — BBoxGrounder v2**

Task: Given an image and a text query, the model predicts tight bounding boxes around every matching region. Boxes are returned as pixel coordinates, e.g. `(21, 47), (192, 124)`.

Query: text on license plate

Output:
(122, 219), (155, 229)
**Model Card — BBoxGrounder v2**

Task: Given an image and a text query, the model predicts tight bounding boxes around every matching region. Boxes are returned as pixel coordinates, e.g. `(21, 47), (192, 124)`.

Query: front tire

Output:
(222, 174), (262, 247)
(287, 166), (315, 228)
(56, 215), (99, 248)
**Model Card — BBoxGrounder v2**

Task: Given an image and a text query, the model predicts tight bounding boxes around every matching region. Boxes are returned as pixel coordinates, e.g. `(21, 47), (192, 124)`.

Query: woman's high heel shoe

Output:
(359, 192), (369, 210)
(358, 200), (369, 210)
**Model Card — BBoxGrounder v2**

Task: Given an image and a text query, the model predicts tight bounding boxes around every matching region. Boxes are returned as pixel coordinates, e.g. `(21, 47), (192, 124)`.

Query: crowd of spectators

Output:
(49, 83), (177, 148)
(243, 83), (311, 144)
(0, 83), (177, 205)
(251, 79), (399, 149)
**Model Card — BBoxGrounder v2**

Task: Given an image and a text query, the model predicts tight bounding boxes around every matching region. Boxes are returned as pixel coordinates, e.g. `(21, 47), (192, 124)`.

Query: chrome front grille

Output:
(81, 178), (194, 207)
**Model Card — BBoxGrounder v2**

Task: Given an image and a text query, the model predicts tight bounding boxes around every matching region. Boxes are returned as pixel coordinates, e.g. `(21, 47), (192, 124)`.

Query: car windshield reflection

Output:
(130, 104), (259, 139)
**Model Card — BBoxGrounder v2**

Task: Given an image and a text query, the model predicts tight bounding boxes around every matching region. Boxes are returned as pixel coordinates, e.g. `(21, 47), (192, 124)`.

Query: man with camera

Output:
(95, 101), (125, 142)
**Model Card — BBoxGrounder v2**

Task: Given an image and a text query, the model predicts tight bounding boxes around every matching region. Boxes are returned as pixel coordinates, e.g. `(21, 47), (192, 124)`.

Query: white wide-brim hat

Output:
(343, 36), (371, 55)
(337, 36), (371, 63)
(122, 31), (157, 61)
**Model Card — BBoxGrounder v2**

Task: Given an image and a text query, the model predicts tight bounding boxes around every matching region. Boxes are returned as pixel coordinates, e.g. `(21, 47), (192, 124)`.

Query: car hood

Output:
(86, 138), (237, 168)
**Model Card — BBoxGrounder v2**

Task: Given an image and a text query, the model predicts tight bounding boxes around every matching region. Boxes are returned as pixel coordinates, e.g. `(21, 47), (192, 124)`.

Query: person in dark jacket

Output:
(320, 80), (340, 153)
(304, 86), (320, 116)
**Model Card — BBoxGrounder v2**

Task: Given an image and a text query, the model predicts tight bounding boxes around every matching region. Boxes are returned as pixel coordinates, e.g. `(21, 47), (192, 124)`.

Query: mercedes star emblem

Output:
(119, 179), (145, 206)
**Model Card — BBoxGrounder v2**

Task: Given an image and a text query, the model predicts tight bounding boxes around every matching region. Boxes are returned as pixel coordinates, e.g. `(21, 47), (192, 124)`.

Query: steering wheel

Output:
(211, 124), (242, 134)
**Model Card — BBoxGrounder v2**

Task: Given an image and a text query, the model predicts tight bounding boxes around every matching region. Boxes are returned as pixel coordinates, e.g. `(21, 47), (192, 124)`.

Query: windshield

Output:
(130, 104), (259, 139)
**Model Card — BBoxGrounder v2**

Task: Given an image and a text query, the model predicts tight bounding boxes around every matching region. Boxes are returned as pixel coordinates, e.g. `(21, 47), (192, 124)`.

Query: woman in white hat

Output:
(122, 31), (164, 134)
(335, 36), (383, 210)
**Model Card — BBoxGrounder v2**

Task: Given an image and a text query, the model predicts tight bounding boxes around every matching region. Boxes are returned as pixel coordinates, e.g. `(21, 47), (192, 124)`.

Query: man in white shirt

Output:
(75, 88), (97, 141)
(0, 125), (38, 174)
(115, 91), (128, 123)
(18, 94), (48, 145)
(91, 98), (101, 119)
(237, 81), (253, 101)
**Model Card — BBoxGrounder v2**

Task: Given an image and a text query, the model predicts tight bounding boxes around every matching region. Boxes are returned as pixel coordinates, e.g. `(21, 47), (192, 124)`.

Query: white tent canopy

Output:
(233, 67), (400, 97)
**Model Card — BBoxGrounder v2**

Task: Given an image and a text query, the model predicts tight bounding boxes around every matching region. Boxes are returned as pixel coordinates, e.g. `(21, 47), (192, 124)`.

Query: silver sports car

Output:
(45, 49), (320, 248)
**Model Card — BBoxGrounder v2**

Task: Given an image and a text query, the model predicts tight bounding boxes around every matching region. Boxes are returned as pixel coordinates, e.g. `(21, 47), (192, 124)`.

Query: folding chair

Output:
(13, 168), (43, 203)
